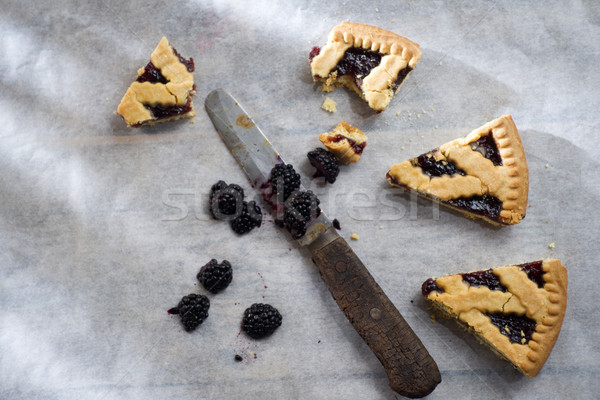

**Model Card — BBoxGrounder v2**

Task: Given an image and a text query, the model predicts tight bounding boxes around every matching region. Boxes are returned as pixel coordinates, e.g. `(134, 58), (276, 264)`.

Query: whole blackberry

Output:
(268, 163), (301, 202)
(197, 259), (233, 293)
(209, 180), (244, 219)
(231, 201), (262, 234)
(242, 303), (282, 339)
(307, 148), (340, 184)
(168, 293), (210, 332)
(283, 190), (321, 239)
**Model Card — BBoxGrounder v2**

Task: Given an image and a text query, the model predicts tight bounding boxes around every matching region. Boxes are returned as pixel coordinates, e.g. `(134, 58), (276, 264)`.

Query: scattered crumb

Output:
(377, 16), (381, 20)
(521, 330), (525, 337)
(351, 233), (359, 240)
(379, 225), (383, 230)
(521, 338), (526, 344)
(528, 203), (532, 208)
(438, 61), (443, 66)
(375, 7), (379, 12)
(545, 163), (550, 168)
(548, 242), (555, 250)
(545, 220), (549, 224)
(504, 325), (510, 334)
(321, 97), (337, 113)
(430, 314), (436, 323)
(190, 119), (195, 124)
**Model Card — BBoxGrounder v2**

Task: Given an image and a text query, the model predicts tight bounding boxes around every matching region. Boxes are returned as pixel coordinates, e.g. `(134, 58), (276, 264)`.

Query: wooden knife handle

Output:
(309, 229), (441, 398)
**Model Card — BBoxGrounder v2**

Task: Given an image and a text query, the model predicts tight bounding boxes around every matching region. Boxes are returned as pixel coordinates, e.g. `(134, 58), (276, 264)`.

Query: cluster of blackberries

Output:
(267, 163), (321, 240)
(169, 259), (282, 339)
(209, 180), (262, 235)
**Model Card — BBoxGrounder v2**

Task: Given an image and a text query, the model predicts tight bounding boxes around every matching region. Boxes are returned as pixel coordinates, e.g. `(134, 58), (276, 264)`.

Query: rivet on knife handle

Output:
(309, 228), (441, 398)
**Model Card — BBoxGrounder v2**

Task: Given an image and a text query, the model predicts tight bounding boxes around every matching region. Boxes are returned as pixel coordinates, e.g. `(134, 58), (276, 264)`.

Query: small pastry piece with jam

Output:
(116, 37), (196, 127)
(310, 22), (421, 112)
(319, 121), (367, 164)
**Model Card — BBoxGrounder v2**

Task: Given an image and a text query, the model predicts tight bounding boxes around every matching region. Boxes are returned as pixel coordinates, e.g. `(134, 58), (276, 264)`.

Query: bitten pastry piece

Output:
(309, 22), (421, 112)
(319, 121), (367, 164)
(387, 115), (528, 225)
(116, 37), (196, 127)
(422, 259), (567, 377)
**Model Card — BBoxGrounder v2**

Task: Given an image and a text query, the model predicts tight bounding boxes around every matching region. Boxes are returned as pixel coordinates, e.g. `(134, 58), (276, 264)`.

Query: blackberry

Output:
(283, 190), (321, 239)
(197, 259), (233, 293)
(231, 201), (262, 234)
(307, 148), (340, 184)
(268, 163), (301, 202)
(168, 293), (210, 332)
(242, 303), (282, 339)
(209, 180), (244, 219)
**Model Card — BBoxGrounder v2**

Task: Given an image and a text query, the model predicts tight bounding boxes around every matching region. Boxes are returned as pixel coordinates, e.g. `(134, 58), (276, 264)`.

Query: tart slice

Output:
(309, 22), (421, 112)
(116, 37), (196, 127)
(387, 115), (528, 225)
(422, 259), (567, 377)
(319, 121), (367, 164)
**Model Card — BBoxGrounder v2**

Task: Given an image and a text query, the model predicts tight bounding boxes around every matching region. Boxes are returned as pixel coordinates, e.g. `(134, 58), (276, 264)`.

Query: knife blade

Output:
(205, 89), (440, 398)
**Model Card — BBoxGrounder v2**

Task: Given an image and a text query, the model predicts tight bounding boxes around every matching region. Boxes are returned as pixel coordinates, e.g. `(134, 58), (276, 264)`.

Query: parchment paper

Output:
(1, 1), (599, 399)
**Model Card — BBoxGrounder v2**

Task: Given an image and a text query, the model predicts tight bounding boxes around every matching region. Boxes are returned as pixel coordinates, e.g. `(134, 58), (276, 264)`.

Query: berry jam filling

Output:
(309, 46), (321, 61)
(136, 62), (168, 84)
(172, 47), (195, 72)
(422, 278), (444, 296)
(392, 66), (413, 90)
(412, 152), (467, 178)
(461, 269), (507, 292)
(143, 96), (193, 122)
(334, 47), (382, 81)
(331, 134), (366, 154)
(486, 312), (537, 344)
(471, 132), (502, 166)
(516, 260), (545, 288)
(446, 195), (502, 220)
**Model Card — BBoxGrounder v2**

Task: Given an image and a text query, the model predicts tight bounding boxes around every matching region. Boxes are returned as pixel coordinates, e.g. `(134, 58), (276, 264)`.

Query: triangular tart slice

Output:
(116, 37), (196, 127)
(387, 115), (528, 225)
(309, 22), (421, 112)
(422, 259), (567, 377)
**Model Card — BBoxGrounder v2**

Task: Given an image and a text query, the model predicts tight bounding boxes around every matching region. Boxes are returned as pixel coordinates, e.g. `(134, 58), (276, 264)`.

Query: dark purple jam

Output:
(332, 218), (341, 230)
(516, 260), (545, 288)
(334, 47), (382, 80)
(471, 133), (502, 166)
(446, 195), (502, 220)
(422, 278), (444, 296)
(309, 46), (321, 61)
(331, 134), (366, 155)
(487, 313), (537, 344)
(461, 269), (507, 292)
(412, 152), (466, 178)
(136, 62), (168, 84)
(392, 66), (413, 90)
(142, 97), (193, 124)
(172, 47), (195, 72)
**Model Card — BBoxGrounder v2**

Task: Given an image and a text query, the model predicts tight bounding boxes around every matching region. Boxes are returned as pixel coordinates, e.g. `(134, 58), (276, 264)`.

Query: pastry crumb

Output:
(321, 97), (337, 113)
(545, 163), (550, 168)
(548, 242), (555, 249)
(190, 119), (195, 124)
(351, 233), (359, 240)
(430, 314), (436, 322)
(379, 225), (383, 230)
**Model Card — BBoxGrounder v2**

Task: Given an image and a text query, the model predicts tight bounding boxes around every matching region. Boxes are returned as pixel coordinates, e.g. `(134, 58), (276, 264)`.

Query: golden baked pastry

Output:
(318, 121), (367, 164)
(309, 22), (421, 112)
(387, 115), (528, 225)
(116, 37), (196, 127)
(422, 259), (567, 377)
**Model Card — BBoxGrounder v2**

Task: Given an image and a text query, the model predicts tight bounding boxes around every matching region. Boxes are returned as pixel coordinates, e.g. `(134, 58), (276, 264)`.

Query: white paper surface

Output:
(1, 1), (599, 399)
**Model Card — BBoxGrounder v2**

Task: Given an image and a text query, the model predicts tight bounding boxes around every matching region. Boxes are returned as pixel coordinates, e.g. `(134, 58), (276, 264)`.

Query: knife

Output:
(205, 89), (441, 398)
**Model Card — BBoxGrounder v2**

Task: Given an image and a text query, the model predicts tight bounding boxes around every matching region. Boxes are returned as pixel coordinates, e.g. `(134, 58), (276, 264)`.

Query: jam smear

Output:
(143, 97), (193, 123)
(172, 47), (195, 72)
(461, 269), (507, 292)
(392, 66), (413, 90)
(136, 62), (168, 84)
(516, 260), (545, 288)
(309, 46), (321, 61)
(331, 134), (366, 155)
(447, 195), (502, 220)
(413, 152), (466, 178)
(422, 278), (444, 296)
(334, 47), (382, 81)
(471, 132), (502, 166)
(487, 312), (537, 344)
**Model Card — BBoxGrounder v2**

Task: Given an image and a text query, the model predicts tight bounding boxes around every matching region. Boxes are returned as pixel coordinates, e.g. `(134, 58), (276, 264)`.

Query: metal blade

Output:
(205, 89), (331, 245)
